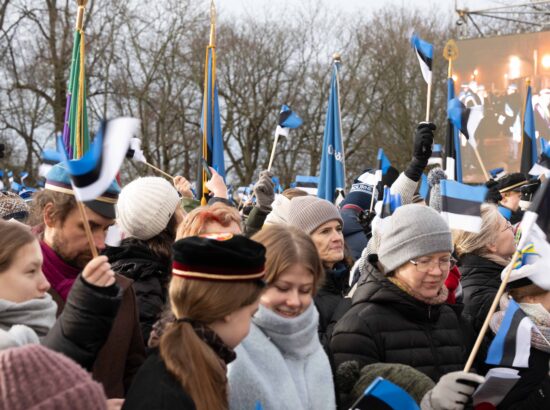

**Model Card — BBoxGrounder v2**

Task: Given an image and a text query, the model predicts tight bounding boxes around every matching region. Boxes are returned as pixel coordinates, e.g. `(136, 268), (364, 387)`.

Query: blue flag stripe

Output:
(486, 300), (520, 365)
(441, 180), (487, 203)
(364, 378), (420, 410)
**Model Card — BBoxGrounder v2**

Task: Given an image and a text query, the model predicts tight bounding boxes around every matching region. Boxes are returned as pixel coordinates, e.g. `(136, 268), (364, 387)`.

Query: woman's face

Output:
(310, 220), (344, 268)
(394, 251), (452, 299)
(0, 240), (50, 303)
(487, 216), (516, 259)
(213, 300), (259, 349)
(260, 263), (314, 318)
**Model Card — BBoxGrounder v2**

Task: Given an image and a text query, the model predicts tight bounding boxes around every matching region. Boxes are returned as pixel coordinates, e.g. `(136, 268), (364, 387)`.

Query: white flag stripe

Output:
(441, 211), (483, 233)
(445, 157), (456, 181)
(415, 51), (432, 84)
(512, 317), (535, 368)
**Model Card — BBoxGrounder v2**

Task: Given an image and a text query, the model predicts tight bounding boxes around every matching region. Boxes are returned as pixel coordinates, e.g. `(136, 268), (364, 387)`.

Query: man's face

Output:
(44, 205), (114, 269)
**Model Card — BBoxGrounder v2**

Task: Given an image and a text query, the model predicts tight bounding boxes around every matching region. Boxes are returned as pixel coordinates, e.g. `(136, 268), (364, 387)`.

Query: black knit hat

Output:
(172, 233), (266, 281)
(497, 172), (528, 193)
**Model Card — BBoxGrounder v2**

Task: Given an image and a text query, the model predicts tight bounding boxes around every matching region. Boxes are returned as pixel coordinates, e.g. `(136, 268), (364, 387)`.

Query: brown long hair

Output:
(177, 203), (241, 239)
(252, 225), (324, 294)
(159, 277), (263, 410)
(0, 221), (36, 272)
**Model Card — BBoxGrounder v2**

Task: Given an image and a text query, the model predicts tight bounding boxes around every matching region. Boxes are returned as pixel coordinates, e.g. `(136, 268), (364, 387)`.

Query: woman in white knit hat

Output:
(331, 204), (484, 410)
(104, 177), (185, 344)
(287, 196), (350, 349)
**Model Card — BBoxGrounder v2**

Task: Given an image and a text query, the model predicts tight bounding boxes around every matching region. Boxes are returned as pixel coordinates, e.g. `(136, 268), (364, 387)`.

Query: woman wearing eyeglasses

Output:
(331, 205), (481, 409)
(453, 204), (516, 335)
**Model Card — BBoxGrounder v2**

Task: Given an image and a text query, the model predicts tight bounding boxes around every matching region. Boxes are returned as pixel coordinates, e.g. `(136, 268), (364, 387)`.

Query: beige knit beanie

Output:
(116, 177), (180, 240)
(287, 196), (343, 234)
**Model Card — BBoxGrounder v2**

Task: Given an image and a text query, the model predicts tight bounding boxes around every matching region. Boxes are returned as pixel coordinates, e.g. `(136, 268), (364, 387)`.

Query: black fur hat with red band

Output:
(172, 233), (266, 281)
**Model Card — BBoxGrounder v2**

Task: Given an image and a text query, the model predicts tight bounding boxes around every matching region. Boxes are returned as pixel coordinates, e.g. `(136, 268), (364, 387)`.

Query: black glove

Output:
(405, 122), (436, 182)
(485, 179), (502, 204)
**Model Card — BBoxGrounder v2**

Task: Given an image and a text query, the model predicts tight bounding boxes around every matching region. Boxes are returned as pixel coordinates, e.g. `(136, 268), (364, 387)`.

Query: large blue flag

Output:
(199, 19), (225, 205)
(521, 84), (538, 175)
(318, 59), (345, 203)
(349, 377), (420, 410)
(445, 77), (462, 182)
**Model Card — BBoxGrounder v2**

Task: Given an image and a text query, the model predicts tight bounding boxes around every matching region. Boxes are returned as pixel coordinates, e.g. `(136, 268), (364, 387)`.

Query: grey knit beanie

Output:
(116, 177), (180, 240)
(378, 204), (452, 272)
(287, 196), (343, 234)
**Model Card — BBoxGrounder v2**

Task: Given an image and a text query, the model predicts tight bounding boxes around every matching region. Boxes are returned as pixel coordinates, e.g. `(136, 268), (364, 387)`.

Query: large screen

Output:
(454, 30), (550, 182)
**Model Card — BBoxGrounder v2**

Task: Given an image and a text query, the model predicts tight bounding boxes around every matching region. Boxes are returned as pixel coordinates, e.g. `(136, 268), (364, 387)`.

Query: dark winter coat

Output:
(123, 351), (196, 410)
(50, 274), (146, 398)
(104, 240), (171, 343)
(497, 348), (550, 409)
(43, 275), (121, 370)
(330, 264), (466, 385)
(340, 207), (369, 261)
(244, 206), (269, 237)
(316, 262), (350, 349)
(459, 253), (506, 333)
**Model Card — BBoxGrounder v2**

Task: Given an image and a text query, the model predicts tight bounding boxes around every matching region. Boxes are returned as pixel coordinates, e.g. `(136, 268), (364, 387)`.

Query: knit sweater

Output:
(228, 303), (336, 410)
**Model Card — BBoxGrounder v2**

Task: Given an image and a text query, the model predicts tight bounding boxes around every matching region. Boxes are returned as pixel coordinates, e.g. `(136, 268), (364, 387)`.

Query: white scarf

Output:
(228, 303), (336, 410)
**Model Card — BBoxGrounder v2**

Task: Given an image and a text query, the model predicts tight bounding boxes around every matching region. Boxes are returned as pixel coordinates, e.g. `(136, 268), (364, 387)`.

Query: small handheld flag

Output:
(486, 299), (535, 368)
(268, 105), (303, 171)
(59, 118), (140, 202)
(529, 139), (550, 177)
(377, 148), (391, 175)
(428, 144), (443, 166)
(379, 187), (402, 219)
(440, 180), (487, 232)
(39, 149), (63, 178)
(349, 377), (420, 410)
(520, 83), (538, 175)
(410, 34), (433, 85)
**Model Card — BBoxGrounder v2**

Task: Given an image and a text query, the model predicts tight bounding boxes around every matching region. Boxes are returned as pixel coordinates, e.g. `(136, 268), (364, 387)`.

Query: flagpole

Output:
(425, 82), (432, 122)
(463, 249), (521, 372)
(473, 147), (490, 180)
(144, 161), (175, 180)
(267, 134), (279, 172)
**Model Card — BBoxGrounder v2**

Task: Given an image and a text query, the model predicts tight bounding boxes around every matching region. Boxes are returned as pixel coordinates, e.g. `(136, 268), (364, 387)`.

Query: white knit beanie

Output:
(116, 177), (180, 240)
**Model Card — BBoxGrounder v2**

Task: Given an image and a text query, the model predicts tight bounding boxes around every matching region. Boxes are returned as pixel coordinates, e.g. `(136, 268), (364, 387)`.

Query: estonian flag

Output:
(294, 175), (319, 196)
(523, 179), (550, 241)
(440, 180), (488, 232)
(445, 76), (462, 182)
(419, 173), (429, 200)
(428, 144), (443, 166)
(448, 98), (483, 149)
(59, 117), (140, 202)
(410, 34), (433, 85)
(380, 187), (402, 219)
(39, 149), (63, 178)
(349, 377), (420, 410)
(276, 105), (303, 138)
(126, 137), (147, 164)
(520, 84), (538, 175)
(486, 299), (535, 368)
(377, 148), (391, 175)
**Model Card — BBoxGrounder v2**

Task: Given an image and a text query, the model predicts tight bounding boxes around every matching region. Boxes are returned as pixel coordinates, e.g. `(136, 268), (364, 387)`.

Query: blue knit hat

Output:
(45, 163), (120, 219)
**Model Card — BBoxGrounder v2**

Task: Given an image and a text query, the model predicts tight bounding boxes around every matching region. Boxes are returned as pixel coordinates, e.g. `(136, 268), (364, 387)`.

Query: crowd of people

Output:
(0, 121), (548, 410)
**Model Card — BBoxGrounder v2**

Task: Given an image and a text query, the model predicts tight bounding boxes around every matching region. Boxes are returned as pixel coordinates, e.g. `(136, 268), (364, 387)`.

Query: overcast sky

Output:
(216, 0), (508, 21)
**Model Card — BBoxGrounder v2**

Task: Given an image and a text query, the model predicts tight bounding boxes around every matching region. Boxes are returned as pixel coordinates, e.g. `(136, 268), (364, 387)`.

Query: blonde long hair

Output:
(177, 203), (241, 239)
(252, 225), (324, 293)
(159, 277), (263, 410)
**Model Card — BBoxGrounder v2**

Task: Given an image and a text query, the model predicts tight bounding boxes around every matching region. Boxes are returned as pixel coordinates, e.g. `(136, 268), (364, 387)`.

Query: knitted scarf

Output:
(490, 294), (550, 354)
(40, 241), (80, 302)
(389, 276), (449, 306)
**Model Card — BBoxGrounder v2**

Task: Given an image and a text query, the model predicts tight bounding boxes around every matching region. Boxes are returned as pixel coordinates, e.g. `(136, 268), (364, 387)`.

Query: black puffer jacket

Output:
(330, 264), (466, 384)
(315, 262), (350, 349)
(459, 253), (506, 333)
(104, 239), (171, 344)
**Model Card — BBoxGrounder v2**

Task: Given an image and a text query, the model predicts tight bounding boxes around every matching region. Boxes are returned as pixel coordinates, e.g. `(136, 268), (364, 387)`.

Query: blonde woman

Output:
(453, 204), (516, 333)
(228, 225), (335, 410)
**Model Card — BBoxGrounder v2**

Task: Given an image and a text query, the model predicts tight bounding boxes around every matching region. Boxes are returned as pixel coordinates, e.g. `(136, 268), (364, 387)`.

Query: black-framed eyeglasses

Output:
(409, 257), (457, 273)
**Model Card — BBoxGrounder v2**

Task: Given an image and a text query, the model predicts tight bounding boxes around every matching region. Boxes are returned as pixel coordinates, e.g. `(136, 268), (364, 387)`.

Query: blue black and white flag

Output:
(486, 299), (535, 368)
(448, 98), (483, 149)
(489, 167), (506, 180)
(521, 84), (538, 175)
(295, 175), (319, 196)
(419, 173), (430, 201)
(0, 171), (4, 191)
(410, 34), (433, 85)
(276, 105), (303, 138)
(519, 179), (550, 250)
(440, 180), (488, 232)
(445, 76), (462, 182)
(39, 149), (63, 178)
(349, 377), (420, 410)
(126, 137), (147, 164)
(59, 117), (140, 202)
(318, 58), (345, 203)
(529, 139), (550, 177)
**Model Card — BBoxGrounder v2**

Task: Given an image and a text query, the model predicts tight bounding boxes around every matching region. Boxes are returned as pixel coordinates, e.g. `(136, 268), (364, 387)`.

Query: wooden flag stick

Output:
(463, 250), (521, 372)
(144, 161), (174, 180)
(425, 82), (432, 123)
(473, 146), (490, 181)
(76, 200), (99, 258)
(369, 183), (376, 213)
(267, 133), (280, 172)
